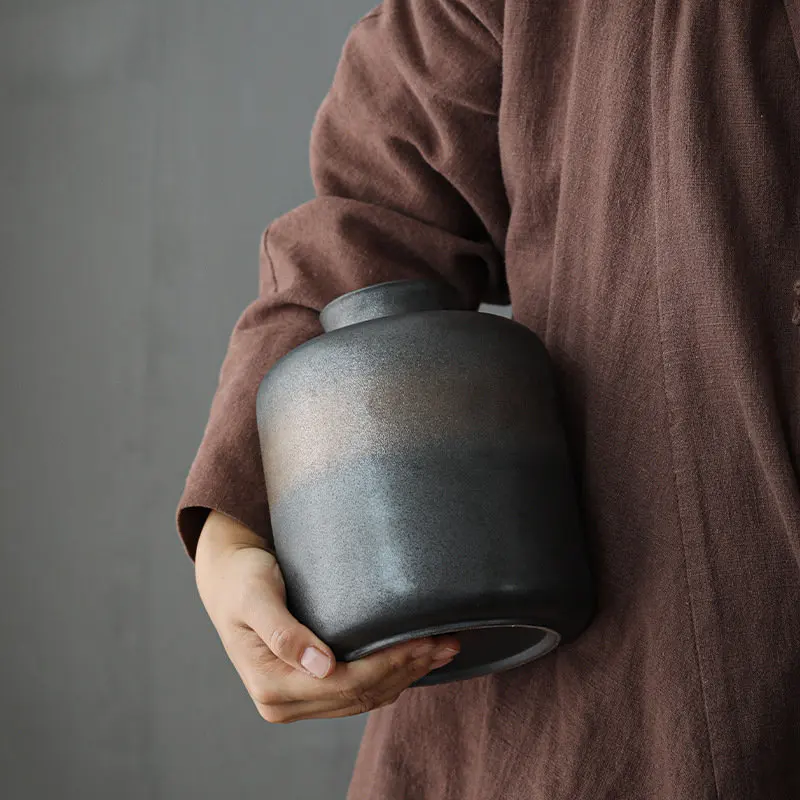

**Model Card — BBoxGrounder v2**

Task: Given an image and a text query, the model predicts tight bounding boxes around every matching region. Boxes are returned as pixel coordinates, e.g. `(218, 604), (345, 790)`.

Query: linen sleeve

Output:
(175, 0), (509, 562)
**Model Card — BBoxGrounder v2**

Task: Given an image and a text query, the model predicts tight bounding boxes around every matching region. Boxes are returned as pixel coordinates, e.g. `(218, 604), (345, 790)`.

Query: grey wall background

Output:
(0, 2), (510, 798)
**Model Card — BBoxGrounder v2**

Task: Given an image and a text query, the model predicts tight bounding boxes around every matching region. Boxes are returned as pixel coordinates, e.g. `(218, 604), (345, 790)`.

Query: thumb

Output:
(246, 579), (336, 680)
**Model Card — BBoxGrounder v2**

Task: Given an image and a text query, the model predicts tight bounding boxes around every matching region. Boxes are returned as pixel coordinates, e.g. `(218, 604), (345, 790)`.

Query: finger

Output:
(242, 586), (336, 680)
(263, 634), (460, 706)
(334, 634), (461, 695)
(255, 648), (458, 723)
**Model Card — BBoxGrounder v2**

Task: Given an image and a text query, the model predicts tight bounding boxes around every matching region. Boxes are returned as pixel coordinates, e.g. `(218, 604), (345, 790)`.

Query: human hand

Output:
(194, 510), (461, 723)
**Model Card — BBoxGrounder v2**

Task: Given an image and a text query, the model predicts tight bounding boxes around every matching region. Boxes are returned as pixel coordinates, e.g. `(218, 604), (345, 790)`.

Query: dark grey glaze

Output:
(256, 279), (595, 687)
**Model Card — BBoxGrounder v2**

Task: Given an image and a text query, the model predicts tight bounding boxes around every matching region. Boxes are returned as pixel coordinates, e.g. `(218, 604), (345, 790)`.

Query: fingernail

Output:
(433, 647), (459, 661)
(430, 652), (457, 669)
(301, 646), (331, 678)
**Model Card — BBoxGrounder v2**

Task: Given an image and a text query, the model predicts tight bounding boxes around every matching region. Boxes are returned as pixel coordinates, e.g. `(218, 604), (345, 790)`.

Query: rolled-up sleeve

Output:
(175, 0), (508, 562)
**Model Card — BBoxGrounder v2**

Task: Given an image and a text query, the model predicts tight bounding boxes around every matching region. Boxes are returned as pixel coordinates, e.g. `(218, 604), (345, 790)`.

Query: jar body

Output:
(256, 282), (594, 686)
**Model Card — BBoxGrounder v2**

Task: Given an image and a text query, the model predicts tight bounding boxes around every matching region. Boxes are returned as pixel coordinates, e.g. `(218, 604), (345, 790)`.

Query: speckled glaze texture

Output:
(256, 279), (595, 686)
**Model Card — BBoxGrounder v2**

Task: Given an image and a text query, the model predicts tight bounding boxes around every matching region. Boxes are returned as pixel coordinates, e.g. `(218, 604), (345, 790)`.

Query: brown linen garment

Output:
(176, 1), (800, 797)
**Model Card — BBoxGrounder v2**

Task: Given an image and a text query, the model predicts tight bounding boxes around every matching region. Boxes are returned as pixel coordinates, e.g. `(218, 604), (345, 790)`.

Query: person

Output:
(176, 1), (800, 797)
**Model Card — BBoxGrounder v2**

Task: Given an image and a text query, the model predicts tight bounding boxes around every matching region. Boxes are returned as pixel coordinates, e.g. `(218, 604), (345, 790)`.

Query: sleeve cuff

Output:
(175, 482), (276, 563)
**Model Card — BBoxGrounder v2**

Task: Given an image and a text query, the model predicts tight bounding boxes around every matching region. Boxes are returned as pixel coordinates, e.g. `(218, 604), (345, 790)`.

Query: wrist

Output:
(196, 510), (270, 567)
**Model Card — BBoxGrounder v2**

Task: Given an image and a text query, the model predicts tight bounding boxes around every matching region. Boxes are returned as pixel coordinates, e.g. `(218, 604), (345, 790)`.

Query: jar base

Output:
(343, 619), (561, 687)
